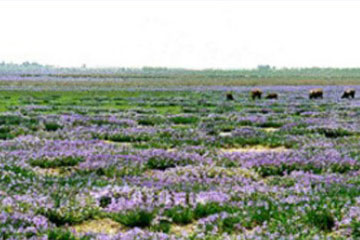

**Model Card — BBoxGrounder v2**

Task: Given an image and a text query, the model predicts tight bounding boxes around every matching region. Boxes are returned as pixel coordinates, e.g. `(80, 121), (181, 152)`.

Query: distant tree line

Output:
(2, 61), (360, 78)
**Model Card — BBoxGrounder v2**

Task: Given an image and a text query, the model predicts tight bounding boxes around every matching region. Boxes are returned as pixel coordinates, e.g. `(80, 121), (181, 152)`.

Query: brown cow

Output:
(341, 88), (355, 99)
(265, 93), (278, 99)
(226, 92), (234, 101)
(309, 88), (323, 99)
(251, 88), (262, 100)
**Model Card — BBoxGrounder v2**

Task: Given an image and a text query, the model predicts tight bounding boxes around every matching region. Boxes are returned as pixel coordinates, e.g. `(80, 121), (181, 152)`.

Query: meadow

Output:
(3, 70), (360, 239)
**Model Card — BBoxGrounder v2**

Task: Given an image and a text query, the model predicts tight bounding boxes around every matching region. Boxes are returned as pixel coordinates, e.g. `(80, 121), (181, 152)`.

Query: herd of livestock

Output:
(226, 88), (356, 101)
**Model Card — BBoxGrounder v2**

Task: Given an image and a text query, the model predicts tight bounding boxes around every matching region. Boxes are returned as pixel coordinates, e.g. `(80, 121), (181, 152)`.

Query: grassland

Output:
(2, 68), (360, 239)
(2, 65), (360, 89)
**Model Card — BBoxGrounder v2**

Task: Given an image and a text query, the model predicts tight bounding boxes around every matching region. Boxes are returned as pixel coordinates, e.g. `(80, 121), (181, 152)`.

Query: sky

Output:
(0, 0), (360, 69)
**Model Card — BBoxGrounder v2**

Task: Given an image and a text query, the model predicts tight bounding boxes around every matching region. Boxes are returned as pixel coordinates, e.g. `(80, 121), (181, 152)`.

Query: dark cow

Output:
(251, 88), (262, 100)
(309, 88), (323, 99)
(265, 93), (278, 99)
(341, 88), (355, 99)
(226, 92), (234, 101)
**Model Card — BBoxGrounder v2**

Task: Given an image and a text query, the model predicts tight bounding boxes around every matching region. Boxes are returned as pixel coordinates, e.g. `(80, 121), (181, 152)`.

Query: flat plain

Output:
(2, 69), (360, 239)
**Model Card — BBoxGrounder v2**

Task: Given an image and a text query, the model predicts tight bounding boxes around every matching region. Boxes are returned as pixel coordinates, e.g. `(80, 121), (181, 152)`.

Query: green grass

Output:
(47, 229), (92, 240)
(44, 122), (63, 131)
(39, 207), (100, 226)
(110, 209), (155, 228)
(29, 156), (84, 169)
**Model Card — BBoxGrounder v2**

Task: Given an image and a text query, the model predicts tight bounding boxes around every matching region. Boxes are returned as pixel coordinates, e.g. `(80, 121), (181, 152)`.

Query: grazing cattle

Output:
(265, 93), (278, 99)
(341, 88), (356, 99)
(309, 88), (323, 99)
(251, 88), (262, 100)
(226, 92), (234, 101)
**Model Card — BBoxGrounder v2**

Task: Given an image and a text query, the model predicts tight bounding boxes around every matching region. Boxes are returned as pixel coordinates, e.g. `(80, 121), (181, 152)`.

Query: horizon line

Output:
(4, 61), (360, 71)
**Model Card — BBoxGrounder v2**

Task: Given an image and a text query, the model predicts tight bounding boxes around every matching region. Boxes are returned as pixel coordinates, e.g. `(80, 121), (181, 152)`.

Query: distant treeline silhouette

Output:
(3, 62), (360, 78)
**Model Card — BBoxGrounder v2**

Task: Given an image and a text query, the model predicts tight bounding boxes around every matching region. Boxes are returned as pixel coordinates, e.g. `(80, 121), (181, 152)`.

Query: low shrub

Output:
(29, 156), (84, 168)
(45, 122), (63, 131)
(170, 116), (199, 124)
(110, 209), (155, 228)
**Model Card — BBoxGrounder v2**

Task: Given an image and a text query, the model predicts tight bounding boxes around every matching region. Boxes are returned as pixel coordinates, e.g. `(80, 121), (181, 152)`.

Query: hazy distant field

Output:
(2, 76), (360, 89)
(2, 66), (360, 89)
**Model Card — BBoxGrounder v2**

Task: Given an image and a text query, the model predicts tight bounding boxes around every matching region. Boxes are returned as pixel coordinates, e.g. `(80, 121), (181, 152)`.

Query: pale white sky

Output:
(0, 0), (360, 69)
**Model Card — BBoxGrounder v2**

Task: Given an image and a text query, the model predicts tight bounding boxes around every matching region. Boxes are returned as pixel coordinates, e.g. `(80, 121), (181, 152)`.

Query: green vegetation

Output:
(110, 209), (155, 228)
(29, 156), (84, 168)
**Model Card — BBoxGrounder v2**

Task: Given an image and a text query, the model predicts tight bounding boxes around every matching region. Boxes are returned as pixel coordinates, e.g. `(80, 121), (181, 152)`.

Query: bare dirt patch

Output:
(143, 169), (157, 177)
(72, 218), (125, 235)
(220, 145), (288, 153)
(170, 222), (197, 236)
(263, 127), (279, 133)
(219, 132), (232, 137)
(34, 168), (64, 176)
(166, 148), (177, 152)
(103, 140), (132, 147)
